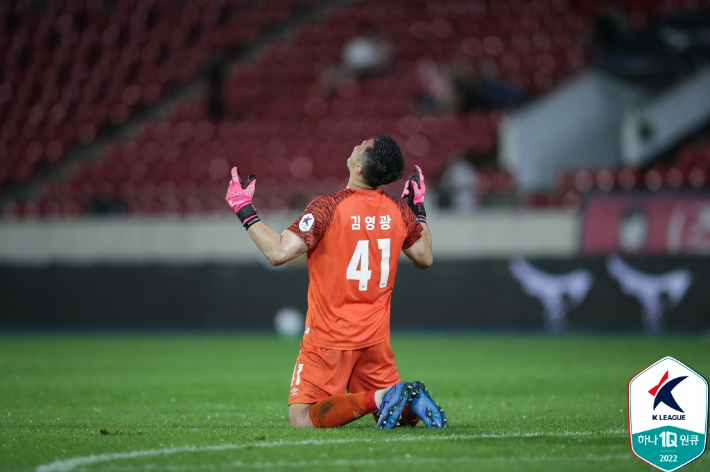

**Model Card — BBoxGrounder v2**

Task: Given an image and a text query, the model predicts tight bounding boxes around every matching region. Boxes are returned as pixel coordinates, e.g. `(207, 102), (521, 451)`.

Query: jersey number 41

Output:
(346, 239), (390, 291)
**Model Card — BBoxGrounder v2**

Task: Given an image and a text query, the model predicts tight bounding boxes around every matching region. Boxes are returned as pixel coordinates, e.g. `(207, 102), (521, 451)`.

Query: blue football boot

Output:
(410, 381), (448, 428)
(376, 382), (414, 429)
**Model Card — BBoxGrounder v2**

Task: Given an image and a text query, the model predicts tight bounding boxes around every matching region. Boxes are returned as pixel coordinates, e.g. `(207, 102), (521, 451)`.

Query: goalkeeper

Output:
(226, 135), (446, 429)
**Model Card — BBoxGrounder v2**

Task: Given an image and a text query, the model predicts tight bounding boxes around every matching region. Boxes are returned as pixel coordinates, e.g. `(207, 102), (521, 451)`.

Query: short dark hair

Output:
(360, 135), (405, 187)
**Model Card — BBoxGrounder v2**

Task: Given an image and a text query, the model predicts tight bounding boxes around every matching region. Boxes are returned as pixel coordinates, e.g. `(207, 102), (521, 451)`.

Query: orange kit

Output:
(286, 187), (422, 404)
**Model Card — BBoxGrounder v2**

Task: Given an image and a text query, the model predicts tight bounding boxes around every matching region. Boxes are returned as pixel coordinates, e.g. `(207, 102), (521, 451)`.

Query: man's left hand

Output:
(226, 167), (260, 230)
(401, 165), (427, 223)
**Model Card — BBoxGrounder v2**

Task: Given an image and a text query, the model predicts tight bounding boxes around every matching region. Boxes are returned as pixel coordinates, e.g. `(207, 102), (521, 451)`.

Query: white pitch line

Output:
(35, 429), (627, 472)
(95, 453), (635, 471)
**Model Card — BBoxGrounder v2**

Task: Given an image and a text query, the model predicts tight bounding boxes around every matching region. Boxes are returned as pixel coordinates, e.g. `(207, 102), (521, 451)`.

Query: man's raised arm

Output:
(226, 167), (308, 266)
(403, 223), (432, 269)
(401, 165), (433, 269)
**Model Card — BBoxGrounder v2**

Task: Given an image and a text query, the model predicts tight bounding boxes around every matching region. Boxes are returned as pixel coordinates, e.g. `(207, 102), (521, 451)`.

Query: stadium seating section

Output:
(2, 0), (709, 217)
(1, 0), (309, 212)
(539, 133), (710, 210)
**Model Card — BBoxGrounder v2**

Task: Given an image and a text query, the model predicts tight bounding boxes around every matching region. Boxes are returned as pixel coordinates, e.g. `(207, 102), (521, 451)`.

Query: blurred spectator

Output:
(455, 56), (524, 111)
(416, 59), (456, 113)
(417, 55), (524, 113)
(320, 25), (393, 96)
(341, 25), (393, 77)
(437, 154), (478, 212)
(591, 1), (633, 50)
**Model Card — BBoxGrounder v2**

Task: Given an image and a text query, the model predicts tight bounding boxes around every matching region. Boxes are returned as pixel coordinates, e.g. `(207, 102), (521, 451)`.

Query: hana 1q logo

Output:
(628, 357), (708, 471)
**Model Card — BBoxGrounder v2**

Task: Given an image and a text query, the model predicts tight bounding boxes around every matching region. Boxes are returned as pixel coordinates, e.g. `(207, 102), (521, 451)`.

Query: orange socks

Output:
(308, 391), (378, 428)
(307, 391), (421, 428)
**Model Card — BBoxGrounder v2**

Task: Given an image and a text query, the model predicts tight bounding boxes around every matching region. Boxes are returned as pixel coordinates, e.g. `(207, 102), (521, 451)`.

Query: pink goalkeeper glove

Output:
(401, 165), (427, 223)
(226, 167), (260, 230)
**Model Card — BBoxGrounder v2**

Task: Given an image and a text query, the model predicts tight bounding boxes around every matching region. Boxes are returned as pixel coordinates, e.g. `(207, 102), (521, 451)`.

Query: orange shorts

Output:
(288, 340), (401, 405)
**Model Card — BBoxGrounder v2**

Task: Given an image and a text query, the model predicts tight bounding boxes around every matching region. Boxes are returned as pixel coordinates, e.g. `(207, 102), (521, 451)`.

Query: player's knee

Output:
(289, 415), (312, 428)
(289, 404), (315, 428)
(288, 410), (304, 428)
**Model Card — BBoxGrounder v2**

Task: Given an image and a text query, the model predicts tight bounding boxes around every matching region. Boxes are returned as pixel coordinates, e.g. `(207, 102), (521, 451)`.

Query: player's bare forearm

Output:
(247, 223), (308, 266)
(404, 223), (433, 269)
(401, 165), (432, 269)
(224, 167), (308, 265)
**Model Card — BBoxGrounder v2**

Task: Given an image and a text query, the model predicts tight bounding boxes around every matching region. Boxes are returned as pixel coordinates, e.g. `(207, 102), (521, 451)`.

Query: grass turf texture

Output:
(1, 335), (708, 472)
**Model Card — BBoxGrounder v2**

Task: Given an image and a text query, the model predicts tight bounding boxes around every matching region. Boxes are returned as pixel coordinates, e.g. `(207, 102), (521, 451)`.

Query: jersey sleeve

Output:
(400, 202), (423, 249)
(287, 194), (342, 250)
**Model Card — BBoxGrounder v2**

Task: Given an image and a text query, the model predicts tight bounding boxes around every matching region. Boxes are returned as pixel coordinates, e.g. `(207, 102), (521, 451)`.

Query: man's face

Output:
(347, 138), (374, 174)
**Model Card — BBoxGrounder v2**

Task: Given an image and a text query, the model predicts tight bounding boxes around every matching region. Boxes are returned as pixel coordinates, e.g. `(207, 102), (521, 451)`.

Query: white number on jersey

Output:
(346, 240), (371, 291)
(346, 239), (391, 291)
(377, 238), (390, 288)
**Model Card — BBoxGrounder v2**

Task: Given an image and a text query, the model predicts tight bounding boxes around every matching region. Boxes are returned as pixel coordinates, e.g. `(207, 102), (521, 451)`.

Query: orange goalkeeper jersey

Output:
(287, 188), (422, 350)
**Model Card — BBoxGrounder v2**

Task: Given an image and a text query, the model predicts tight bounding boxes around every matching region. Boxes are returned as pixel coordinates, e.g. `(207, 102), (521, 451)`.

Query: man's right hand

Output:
(401, 165), (427, 223)
(226, 167), (260, 230)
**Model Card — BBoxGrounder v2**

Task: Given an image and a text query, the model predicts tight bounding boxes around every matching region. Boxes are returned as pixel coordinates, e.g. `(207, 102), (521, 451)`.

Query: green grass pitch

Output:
(1, 334), (709, 472)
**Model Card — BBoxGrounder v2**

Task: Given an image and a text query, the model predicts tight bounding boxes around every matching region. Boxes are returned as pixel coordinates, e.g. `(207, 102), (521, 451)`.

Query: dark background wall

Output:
(1, 257), (708, 331)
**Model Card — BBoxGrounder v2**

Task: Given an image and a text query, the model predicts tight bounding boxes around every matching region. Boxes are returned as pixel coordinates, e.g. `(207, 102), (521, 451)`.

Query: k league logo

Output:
(628, 357), (708, 471)
(649, 371), (687, 417)
(299, 213), (315, 232)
